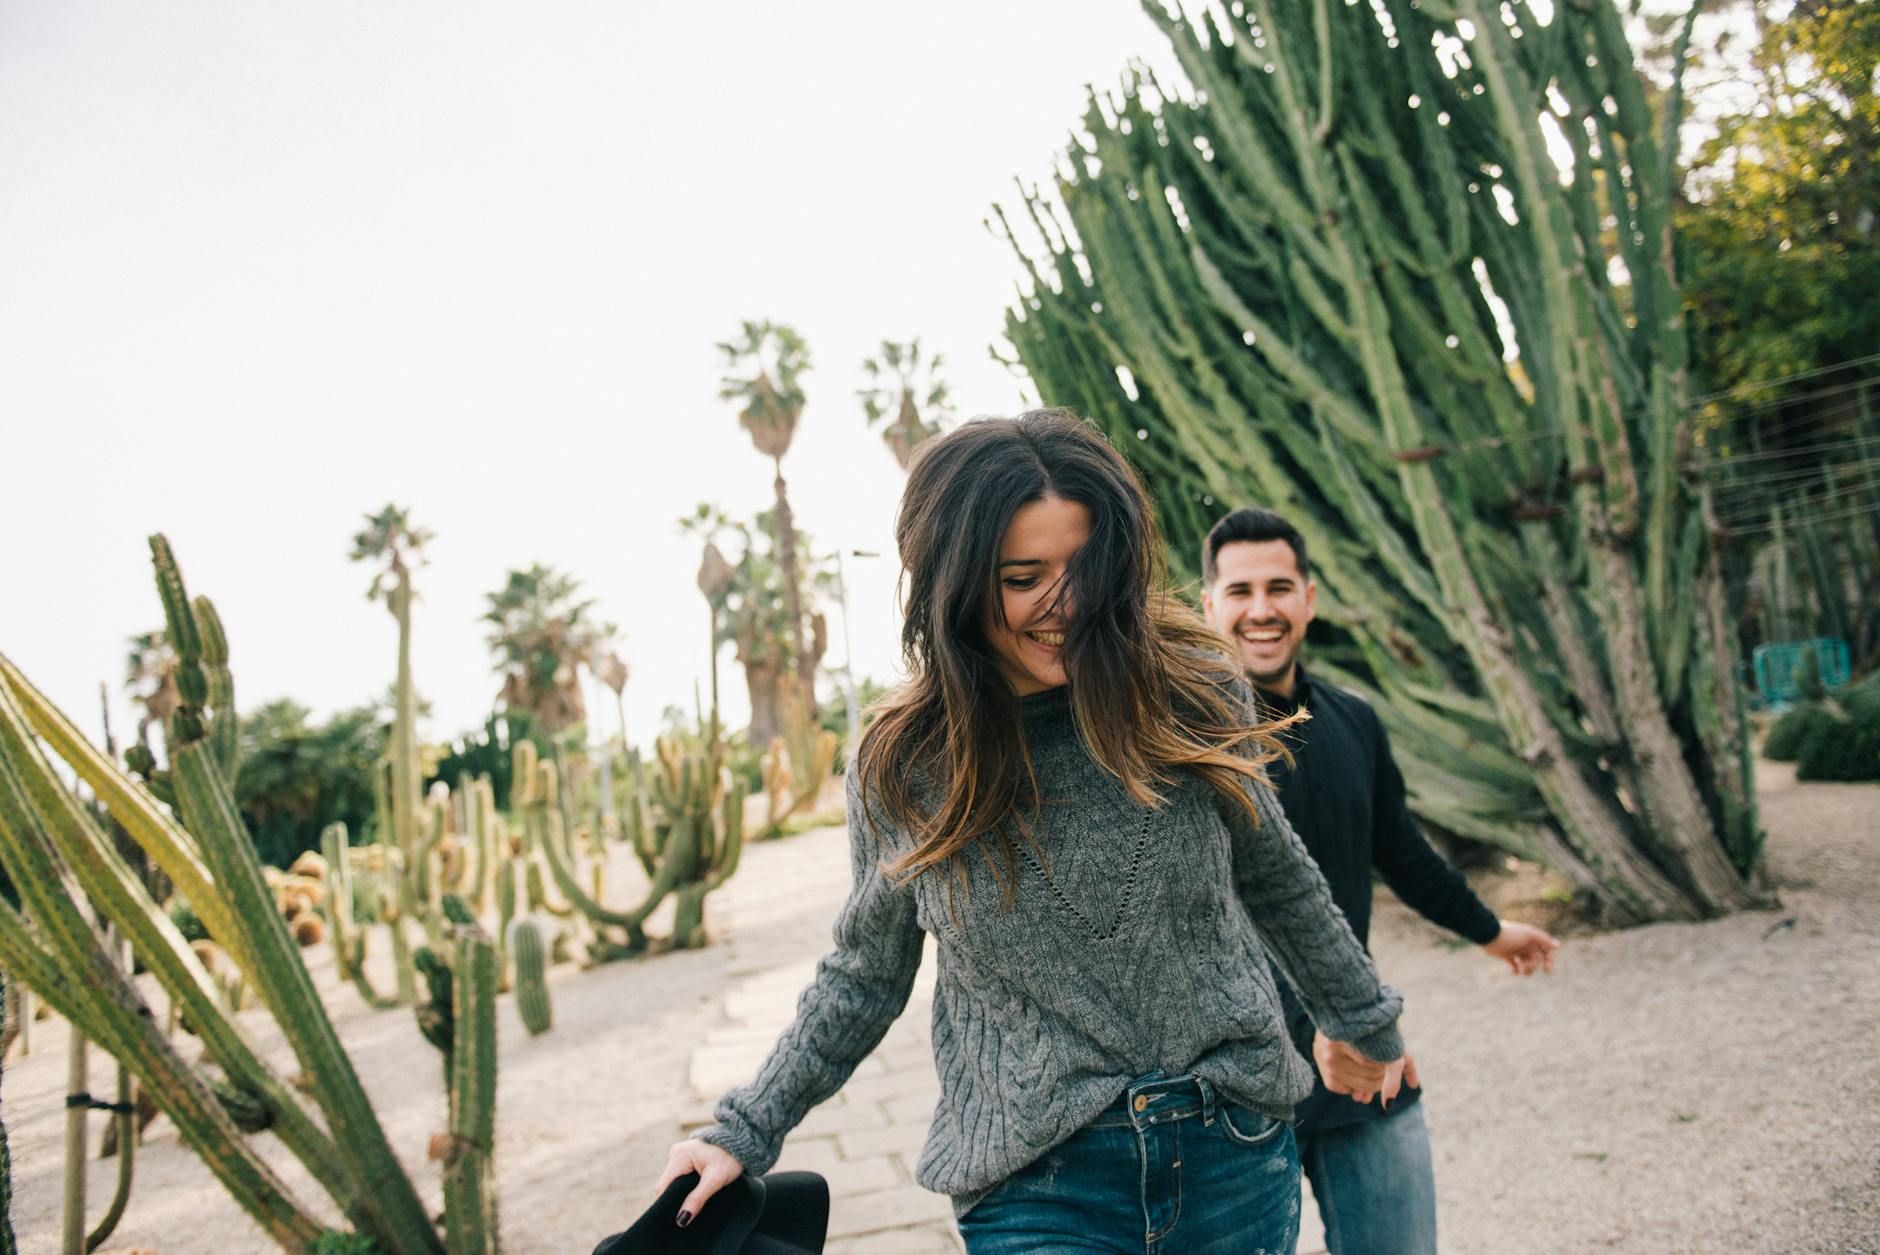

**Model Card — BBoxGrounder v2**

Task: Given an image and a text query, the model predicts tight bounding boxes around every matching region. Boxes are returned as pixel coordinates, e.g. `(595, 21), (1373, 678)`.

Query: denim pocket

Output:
(1217, 1104), (1287, 1148)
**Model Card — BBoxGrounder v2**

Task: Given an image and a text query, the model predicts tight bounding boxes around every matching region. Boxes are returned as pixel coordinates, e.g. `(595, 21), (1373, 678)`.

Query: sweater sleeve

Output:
(697, 771), (925, 1173)
(1364, 705), (1502, 946)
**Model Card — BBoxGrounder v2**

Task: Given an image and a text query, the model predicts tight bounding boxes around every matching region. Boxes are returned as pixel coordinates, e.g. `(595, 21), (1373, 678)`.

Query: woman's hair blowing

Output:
(855, 408), (1289, 893)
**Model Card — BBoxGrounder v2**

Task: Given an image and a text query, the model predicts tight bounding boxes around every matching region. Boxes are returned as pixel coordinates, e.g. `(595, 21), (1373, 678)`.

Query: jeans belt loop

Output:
(1196, 1074), (1217, 1126)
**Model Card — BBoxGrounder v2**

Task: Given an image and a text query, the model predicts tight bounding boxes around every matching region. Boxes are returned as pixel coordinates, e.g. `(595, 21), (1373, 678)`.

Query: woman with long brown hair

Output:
(654, 409), (1404, 1252)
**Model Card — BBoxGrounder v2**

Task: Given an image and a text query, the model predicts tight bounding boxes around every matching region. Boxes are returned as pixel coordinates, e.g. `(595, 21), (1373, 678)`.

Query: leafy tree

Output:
(1678, 0), (1878, 398)
(1665, 1), (1880, 661)
(820, 675), (890, 761)
(719, 320), (818, 714)
(859, 338), (952, 469)
(429, 712), (534, 810)
(124, 629), (178, 749)
(349, 504), (433, 856)
(680, 504), (831, 748)
(234, 701), (386, 868)
(483, 564), (611, 739)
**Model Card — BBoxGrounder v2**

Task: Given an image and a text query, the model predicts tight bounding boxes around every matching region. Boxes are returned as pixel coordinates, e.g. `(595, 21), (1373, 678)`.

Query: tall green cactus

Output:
(411, 922), (500, 1254)
(0, 675), (326, 1249)
(508, 919), (552, 1036)
(998, 0), (1764, 920)
(444, 928), (499, 1255)
(0, 969), (18, 1255)
(635, 728), (748, 951)
(321, 822), (400, 1011)
(0, 537), (447, 1253)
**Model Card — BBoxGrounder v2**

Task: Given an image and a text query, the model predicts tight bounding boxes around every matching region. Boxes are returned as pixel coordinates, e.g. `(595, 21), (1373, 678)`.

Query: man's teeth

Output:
(1027, 630), (1066, 647)
(1240, 627), (1285, 642)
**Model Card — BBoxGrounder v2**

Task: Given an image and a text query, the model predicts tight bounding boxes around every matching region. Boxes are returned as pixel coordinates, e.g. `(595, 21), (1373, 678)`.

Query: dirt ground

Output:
(5, 759), (1877, 1254)
(1373, 760), (1880, 1254)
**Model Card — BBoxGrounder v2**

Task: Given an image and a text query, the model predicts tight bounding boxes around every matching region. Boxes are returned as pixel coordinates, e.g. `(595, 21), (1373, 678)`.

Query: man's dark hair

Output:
(1202, 507), (1310, 585)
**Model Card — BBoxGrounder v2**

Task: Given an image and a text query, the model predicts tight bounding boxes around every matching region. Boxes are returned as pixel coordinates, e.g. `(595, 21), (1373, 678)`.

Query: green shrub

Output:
(168, 897), (208, 943)
(312, 1231), (384, 1255)
(1764, 701), (1829, 761)
(1795, 685), (1880, 782)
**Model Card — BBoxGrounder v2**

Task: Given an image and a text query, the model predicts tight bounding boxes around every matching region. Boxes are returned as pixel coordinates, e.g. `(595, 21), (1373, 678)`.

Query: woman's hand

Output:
(655, 1139), (745, 1228)
(1312, 1030), (1417, 1106)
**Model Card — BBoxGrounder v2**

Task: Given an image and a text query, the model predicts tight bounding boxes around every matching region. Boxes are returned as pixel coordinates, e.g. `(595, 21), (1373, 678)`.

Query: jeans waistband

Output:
(1085, 1071), (1219, 1131)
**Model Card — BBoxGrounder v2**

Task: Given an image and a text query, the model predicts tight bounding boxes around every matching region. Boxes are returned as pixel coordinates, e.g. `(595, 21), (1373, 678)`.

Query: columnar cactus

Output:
(0, 538), (447, 1253)
(443, 928), (499, 1255)
(999, 0), (1765, 919)
(508, 919), (552, 1036)
(633, 729), (748, 950)
(464, 774), (497, 912)
(0, 969), (18, 1255)
(494, 857), (518, 990)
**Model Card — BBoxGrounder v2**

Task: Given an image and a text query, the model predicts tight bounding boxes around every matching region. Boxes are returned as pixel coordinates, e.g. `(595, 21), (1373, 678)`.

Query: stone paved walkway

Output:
(680, 820), (1331, 1253)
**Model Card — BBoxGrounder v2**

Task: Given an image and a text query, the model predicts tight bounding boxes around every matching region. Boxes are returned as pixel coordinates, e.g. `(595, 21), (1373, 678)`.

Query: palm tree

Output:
(682, 504), (831, 749)
(483, 564), (610, 740)
(859, 338), (951, 470)
(124, 630), (179, 749)
(719, 319), (816, 712)
(594, 650), (631, 751)
(679, 503), (739, 724)
(349, 504), (433, 857)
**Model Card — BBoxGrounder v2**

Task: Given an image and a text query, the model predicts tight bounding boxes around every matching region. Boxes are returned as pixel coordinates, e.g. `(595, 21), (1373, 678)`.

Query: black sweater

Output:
(1260, 667), (1501, 1132)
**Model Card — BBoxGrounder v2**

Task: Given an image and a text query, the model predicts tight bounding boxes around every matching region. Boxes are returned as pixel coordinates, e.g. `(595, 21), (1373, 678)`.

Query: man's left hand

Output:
(1482, 919), (1559, 975)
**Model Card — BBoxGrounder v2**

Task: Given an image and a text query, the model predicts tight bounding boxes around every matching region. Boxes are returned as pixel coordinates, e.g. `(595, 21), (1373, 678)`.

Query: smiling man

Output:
(1201, 507), (1559, 1255)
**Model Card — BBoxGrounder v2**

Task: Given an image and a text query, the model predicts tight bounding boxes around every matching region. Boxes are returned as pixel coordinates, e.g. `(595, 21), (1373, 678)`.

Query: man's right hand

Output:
(655, 1139), (745, 1229)
(1312, 1030), (1417, 1107)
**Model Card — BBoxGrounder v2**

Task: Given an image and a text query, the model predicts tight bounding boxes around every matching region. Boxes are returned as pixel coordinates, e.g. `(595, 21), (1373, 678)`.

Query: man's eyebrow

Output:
(998, 558), (1044, 569)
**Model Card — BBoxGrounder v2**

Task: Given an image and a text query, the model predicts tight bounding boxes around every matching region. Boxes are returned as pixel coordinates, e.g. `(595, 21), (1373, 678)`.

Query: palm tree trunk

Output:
(744, 657), (783, 749)
(708, 604), (721, 723)
(390, 573), (421, 860)
(770, 458), (816, 715)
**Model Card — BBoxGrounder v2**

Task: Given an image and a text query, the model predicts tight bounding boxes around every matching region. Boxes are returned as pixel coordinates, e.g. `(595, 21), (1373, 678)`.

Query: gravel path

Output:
(4, 759), (1875, 1253)
(1373, 759), (1880, 1253)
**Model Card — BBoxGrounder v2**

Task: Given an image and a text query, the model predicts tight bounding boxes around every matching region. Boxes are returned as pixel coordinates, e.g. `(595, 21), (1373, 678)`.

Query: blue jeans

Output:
(1295, 1102), (1438, 1255)
(958, 1073), (1302, 1253)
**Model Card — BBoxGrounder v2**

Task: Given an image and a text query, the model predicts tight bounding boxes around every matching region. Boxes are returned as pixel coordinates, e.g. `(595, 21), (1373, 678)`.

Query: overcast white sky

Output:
(0, 2), (1184, 750)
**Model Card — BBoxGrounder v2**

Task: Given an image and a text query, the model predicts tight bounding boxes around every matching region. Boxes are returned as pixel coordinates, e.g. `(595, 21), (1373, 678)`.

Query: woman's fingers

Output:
(677, 1153), (744, 1228)
(1380, 1057), (1405, 1107)
(652, 1141), (700, 1197)
(655, 1139), (746, 1228)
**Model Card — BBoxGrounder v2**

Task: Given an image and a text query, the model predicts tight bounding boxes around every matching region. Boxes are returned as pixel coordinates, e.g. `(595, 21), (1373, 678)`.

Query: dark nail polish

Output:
(676, 1209), (693, 1229)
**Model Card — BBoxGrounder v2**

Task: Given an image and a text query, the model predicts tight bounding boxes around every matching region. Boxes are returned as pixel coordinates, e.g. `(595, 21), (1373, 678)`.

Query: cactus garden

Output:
(2, 0), (1876, 1249)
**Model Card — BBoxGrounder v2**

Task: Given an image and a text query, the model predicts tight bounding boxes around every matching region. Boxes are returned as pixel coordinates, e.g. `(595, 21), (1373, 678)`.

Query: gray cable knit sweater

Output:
(699, 684), (1403, 1215)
